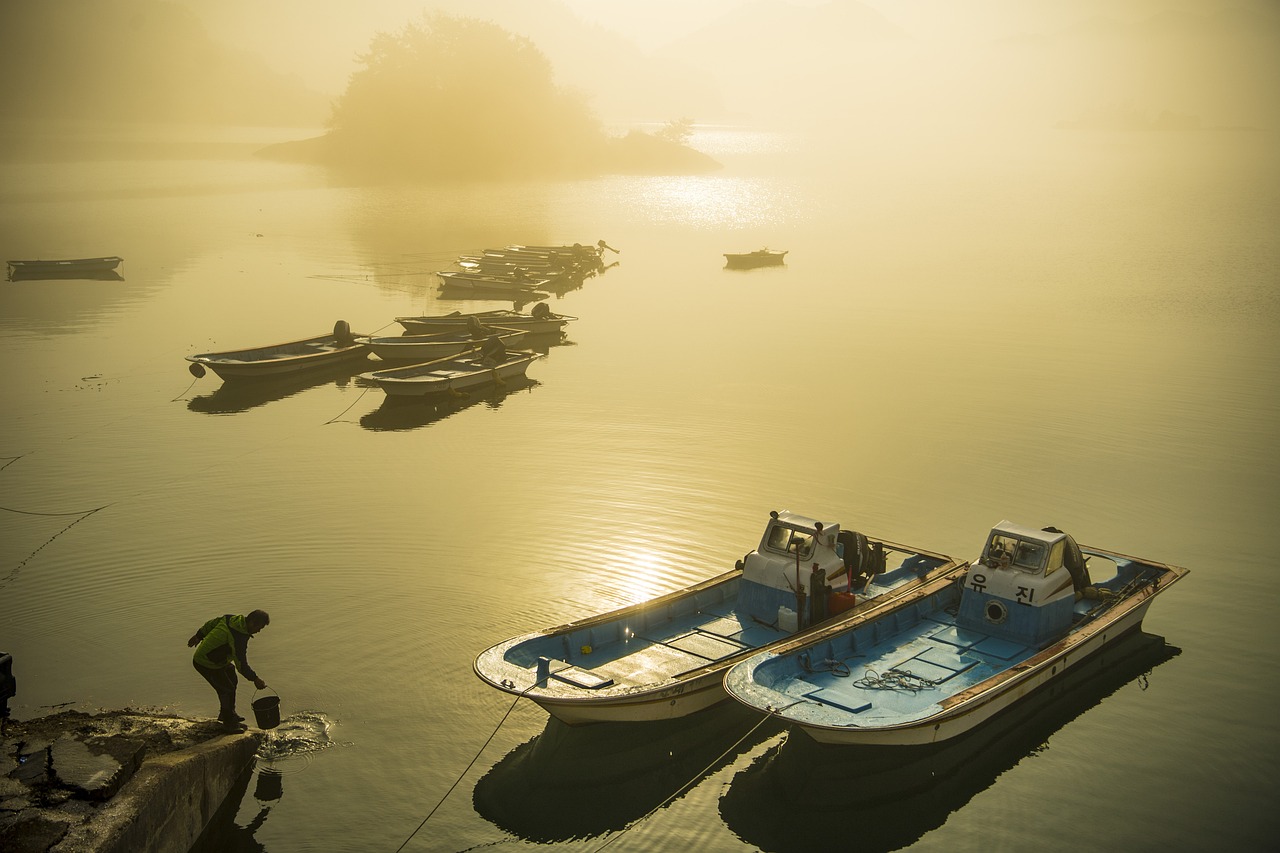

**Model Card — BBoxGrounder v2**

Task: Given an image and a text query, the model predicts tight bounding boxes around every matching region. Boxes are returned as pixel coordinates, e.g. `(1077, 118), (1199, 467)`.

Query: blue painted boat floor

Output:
(785, 614), (1035, 726)
(496, 554), (954, 694)
(768, 558), (1152, 722)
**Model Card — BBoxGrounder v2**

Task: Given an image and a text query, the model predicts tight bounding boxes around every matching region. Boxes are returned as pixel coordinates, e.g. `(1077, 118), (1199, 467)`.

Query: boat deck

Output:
(745, 554), (1158, 729)
(585, 604), (788, 686)
(780, 610), (1030, 725)
(492, 552), (955, 699)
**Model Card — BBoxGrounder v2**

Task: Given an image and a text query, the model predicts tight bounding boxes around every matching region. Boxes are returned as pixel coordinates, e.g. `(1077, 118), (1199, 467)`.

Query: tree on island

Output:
(266, 13), (720, 180)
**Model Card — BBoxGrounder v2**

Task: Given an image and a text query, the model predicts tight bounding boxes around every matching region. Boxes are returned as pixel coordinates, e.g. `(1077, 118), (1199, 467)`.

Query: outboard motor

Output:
(333, 319), (354, 346)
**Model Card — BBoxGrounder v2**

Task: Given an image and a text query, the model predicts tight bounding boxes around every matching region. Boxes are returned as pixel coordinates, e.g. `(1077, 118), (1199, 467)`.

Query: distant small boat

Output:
(185, 320), (370, 381)
(7, 256), (123, 280)
(361, 346), (542, 398)
(724, 249), (787, 269)
(396, 304), (575, 337)
(356, 326), (527, 362)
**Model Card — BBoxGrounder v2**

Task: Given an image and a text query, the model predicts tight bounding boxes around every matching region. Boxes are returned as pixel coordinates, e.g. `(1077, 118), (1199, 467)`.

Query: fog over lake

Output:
(1, 2), (1277, 851)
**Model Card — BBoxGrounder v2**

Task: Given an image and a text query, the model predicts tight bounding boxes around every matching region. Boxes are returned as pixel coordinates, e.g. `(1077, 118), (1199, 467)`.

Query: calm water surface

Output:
(1, 125), (1277, 852)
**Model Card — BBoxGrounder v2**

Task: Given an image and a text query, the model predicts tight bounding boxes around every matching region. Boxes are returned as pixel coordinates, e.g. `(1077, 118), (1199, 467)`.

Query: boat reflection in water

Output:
(186, 366), (366, 415)
(359, 375), (540, 431)
(473, 700), (783, 843)
(719, 630), (1180, 853)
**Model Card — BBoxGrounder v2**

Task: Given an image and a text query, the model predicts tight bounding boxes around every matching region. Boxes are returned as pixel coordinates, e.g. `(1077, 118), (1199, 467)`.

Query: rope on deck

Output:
(853, 668), (938, 694)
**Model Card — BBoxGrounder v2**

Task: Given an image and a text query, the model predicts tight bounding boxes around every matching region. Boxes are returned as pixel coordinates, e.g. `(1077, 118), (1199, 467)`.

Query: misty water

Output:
(2, 123), (1277, 852)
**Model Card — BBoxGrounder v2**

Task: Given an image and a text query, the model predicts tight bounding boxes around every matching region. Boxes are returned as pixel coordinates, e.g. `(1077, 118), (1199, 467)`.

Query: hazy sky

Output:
(14, 0), (1266, 131)
(186, 0), (1262, 95)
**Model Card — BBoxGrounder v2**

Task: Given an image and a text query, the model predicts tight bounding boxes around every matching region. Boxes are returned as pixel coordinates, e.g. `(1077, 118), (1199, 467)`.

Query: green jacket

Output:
(192, 614), (260, 680)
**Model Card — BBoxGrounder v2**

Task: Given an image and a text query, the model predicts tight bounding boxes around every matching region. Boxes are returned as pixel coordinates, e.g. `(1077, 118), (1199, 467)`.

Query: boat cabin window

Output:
(766, 525), (815, 560)
(1046, 540), (1065, 575)
(986, 534), (1047, 573)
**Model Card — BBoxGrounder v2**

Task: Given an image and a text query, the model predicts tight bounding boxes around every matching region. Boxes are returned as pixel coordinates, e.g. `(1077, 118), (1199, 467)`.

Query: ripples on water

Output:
(1, 126), (1277, 852)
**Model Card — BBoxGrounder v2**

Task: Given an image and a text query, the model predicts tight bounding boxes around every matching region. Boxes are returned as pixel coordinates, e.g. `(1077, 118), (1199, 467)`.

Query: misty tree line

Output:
(326, 14), (606, 178)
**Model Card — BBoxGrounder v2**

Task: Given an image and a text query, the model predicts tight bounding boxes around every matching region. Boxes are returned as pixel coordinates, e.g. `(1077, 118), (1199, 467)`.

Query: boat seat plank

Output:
(895, 658), (969, 684)
(972, 636), (1027, 660)
(543, 659), (614, 689)
(697, 615), (747, 641)
(914, 645), (980, 675)
(664, 631), (747, 661)
(593, 643), (708, 685)
(804, 688), (872, 715)
(926, 625), (985, 650)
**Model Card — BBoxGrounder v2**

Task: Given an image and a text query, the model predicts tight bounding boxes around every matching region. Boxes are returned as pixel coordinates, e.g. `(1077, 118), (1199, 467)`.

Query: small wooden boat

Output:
(723, 521), (1189, 746)
(436, 270), (550, 298)
(357, 326), (527, 362)
(7, 256), (123, 279)
(472, 510), (969, 725)
(185, 320), (370, 381)
(361, 346), (541, 398)
(396, 304), (575, 337)
(724, 249), (787, 269)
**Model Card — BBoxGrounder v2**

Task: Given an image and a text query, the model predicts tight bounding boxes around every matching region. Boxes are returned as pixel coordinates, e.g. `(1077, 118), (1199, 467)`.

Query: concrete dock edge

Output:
(51, 730), (263, 853)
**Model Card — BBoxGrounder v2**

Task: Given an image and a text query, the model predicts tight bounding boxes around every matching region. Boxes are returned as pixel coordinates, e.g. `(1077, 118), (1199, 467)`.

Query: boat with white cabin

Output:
(723, 520), (1188, 745)
(473, 510), (968, 725)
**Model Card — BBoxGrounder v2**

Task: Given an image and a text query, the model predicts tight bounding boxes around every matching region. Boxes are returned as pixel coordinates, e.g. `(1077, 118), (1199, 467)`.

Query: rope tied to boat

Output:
(853, 668), (938, 694)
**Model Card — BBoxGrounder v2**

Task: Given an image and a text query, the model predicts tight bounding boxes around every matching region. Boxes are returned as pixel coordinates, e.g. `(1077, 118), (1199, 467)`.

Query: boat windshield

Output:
(987, 533), (1047, 573)
(765, 525), (815, 560)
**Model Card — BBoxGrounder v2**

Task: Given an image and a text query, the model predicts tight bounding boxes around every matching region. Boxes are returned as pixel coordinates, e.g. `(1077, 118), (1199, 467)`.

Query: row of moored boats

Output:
(183, 242), (617, 398)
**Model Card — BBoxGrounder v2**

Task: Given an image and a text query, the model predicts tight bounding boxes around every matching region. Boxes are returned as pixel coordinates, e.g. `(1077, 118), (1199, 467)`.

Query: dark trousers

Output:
(193, 660), (238, 720)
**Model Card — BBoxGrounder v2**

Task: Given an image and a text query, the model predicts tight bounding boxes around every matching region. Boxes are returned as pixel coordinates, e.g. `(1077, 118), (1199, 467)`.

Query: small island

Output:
(259, 13), (721, 180)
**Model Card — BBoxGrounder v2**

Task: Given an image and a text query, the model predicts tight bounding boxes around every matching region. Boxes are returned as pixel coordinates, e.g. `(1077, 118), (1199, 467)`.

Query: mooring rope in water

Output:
(394, 685), (535, 853)
(588, 710), (784, 853)
(0, 504), (110, 590)
(324, 386), (373, 425)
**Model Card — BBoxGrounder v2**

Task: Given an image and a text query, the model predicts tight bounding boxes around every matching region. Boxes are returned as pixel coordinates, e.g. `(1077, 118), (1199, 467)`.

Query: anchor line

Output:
(0, 505), (110, 590)
(393, 681), (539, 853)
(324, 386), (372, 425)
(590, 709), (790, 853)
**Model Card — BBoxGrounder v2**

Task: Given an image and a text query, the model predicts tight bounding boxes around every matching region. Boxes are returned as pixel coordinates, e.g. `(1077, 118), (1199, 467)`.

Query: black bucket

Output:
(251, 693), (280, 729)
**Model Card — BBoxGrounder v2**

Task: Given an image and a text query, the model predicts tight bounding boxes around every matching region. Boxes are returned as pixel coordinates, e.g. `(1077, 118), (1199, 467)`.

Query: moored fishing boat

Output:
(436, 270), (550, 298)
(723, 521), (1189, 745)
(361, 346), (541, 398)
(7, 256), (124, 279)
(724, 249), (787, 269)
(396, 304), (575, 336)
(356, 326), (526, 362)
(185, 320), (369, 380)
(473, 510), (968, 725)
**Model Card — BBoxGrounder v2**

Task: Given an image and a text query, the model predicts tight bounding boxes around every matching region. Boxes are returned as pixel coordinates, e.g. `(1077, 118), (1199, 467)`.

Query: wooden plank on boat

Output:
(804, 688), (872, 715)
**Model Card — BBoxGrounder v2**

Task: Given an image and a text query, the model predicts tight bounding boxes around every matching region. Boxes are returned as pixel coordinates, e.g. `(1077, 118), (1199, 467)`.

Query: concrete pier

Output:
(1, 710), (263, 853)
